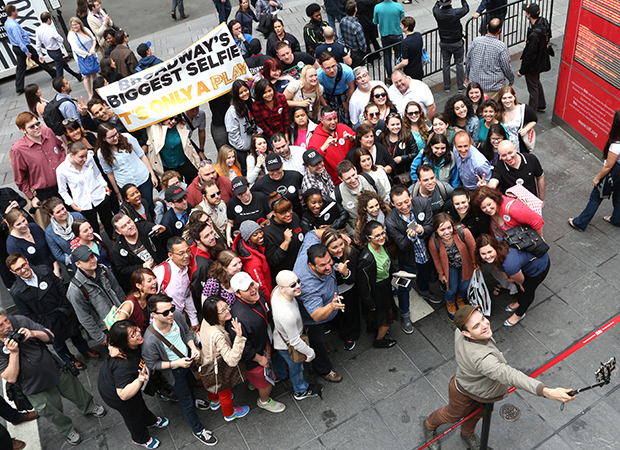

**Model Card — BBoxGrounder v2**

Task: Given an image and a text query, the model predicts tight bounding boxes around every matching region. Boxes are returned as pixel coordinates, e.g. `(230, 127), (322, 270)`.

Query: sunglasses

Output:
(407, 111), (420, 116)
(199, 159), (213, 167)
(209, 190), (221, 199)
(373, 92), (387, 98)
(288, 279), (301, 288)
(26, 121), (41, 130)
(62, 118), (78, 126)
(154, 304), (176, 317)
(367, 112), (380, 118)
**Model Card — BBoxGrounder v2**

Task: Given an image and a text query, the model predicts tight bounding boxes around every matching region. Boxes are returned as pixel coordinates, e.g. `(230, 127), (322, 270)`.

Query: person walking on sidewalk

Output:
(36, 12), (83, 82)
(517, 3), (552, 113)
(4, 4), (56, 95)
(423, 305), (574, 450)
(372, 0), (404, 81)
(433, 0), (469, 92)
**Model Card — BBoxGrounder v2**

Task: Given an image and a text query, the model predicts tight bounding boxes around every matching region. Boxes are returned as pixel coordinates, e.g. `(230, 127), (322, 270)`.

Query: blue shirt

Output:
(502, 247), (549, 278)
(56, 93), (82, 125)
(97, 133), (150, 188)
(293, 231), (339, 325)
(152, 321), (188, 362)
(317, 63), (354, 96)
(5, 17), (32, 54)
(373, 1), (405, 37)
(453, 145), (493, 189)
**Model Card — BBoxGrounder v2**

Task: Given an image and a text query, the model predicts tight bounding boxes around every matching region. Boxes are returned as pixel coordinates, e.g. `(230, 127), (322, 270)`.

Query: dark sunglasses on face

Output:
(368, 112), (380, 118)
(209, 190), (221, 198)
(288, 278), (301, 288)
(374, 92), (387, 98)
(155, 304), (176, 316)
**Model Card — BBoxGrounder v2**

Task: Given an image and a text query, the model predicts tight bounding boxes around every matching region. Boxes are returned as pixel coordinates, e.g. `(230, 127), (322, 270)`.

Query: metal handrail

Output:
(362, 0), (554, 82)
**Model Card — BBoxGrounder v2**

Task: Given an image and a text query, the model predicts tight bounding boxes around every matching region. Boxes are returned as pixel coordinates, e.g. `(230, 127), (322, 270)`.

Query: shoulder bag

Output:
(503, 200), (548, 258)
(147, 325), (201, 379)
(103, 300), (133, 330)
(199, 330), (246, 394)
(519, 104), (536, 152)
(278, 331), (310, 363)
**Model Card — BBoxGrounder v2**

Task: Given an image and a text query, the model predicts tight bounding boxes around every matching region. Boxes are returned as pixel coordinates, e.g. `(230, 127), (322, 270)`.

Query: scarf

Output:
(368, 209), (386, 227)
(50, 214), (75, 242)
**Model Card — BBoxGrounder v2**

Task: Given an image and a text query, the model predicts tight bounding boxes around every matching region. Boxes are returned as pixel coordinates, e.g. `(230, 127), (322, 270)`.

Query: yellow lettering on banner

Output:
(136, 106), (149, 120)
(180, 86), (193, 100)
(211, 72), (235, 90)
(118, 111), (132, 124)
(197, 81), (211, 96)
(232, 62), (248, 79)
(173, 91), (188, 105)
(151, 100), (164, 113)
(162, 93), (178, 109)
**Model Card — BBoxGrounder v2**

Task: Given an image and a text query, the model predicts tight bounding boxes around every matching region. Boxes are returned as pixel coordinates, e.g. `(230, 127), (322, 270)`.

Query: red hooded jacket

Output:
(233, 232), (273, 303)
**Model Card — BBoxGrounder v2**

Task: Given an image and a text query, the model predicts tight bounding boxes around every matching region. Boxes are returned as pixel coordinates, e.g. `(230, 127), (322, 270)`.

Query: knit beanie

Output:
(240, 220), (262, 242)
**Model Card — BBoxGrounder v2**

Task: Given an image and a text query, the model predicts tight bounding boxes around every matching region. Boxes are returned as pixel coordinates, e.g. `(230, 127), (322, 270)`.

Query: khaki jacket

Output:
(199, 322), (246, 368)
(454, 328), (546, 403)
(146, 122), (201, 178)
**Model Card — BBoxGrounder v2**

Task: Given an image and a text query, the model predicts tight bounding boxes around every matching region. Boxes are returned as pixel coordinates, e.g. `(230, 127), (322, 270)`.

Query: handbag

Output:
(199, 331), (246, 394)
(147, 325), (202, 379)
(103, 301), (133, 330)
(256, 13), (273, 36)
(504, 225), (549, 258)
(25, 57), (37, 70)
(467, 269), (491, 316)
(142, 368), (174, 397)
(519, 104), (536, 152)
(278, 331), (310, 363)
(505, 184), (543, 217)
(75, 33), (100, 75)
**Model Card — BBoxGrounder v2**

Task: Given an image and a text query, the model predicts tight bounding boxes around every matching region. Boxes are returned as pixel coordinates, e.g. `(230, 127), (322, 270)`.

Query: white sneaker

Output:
(257, 397), (286, 413)
(66, 430), (82, 445)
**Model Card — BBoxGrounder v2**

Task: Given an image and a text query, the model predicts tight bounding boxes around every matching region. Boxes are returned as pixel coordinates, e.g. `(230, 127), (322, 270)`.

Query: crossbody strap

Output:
(329, 64), (343, 97)
(147, 325), (187, 360)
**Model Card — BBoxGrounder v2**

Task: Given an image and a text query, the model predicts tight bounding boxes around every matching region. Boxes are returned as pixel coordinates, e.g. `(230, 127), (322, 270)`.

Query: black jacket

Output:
(384, 197), (433, 266)
(357, 245), (397, 310)
(226, 291), (271, 371)
(433, 0), (470, 43)
(356, 0), (378, 39)
(263, 214), (304, 275)
(333, 246), (359, 288)
(442, 199), (491, 239)
(9, 265), (79, 344)
(112, 221), (168, 291)
(160, 204), (192, 237)
(519, 17), (551, 75)
(300, 197), (349, 234)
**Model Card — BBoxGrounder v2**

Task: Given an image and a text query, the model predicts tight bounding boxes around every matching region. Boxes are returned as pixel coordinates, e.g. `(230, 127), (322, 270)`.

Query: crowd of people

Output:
(1, 1), (616, 450)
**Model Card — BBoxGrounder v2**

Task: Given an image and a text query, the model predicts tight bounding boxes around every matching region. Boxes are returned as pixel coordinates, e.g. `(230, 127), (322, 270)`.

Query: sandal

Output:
(603, 216), (612, 223)
(403, 0), (412, 3)
(492, 284), (502, 296)
(568, 218), (585, 232)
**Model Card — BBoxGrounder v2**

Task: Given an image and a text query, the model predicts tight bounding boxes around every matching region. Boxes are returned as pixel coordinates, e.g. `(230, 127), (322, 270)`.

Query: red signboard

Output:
(555, 0), (620, 151)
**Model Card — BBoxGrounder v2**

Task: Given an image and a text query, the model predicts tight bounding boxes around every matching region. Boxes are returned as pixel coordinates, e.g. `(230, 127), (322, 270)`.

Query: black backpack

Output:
(334, 172), (377, 204)
(42, 97), (74, 135)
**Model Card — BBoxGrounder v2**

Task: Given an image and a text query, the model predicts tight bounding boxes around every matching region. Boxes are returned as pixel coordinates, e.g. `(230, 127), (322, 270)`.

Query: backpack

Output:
(42, 97), (74, 135)
(154, 260), (173, 294)
(411, 181), (448, 202)
(334, 172), (376, 205)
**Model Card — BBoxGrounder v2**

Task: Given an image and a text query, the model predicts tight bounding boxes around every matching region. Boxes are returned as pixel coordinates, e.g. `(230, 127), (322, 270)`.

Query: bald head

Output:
(323, 26), (335, 42)
(497, 140), (520, 167)
(487, 18), (502, 35)
(276, 270), (297, 287)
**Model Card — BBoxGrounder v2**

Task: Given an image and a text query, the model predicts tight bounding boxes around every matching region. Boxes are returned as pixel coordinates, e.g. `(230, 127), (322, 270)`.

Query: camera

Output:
(62, 361), (80, 377)
(6, 330), (25, 344)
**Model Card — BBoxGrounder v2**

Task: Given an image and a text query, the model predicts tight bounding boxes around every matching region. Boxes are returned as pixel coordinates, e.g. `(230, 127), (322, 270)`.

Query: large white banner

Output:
(98, 23), (249, 131)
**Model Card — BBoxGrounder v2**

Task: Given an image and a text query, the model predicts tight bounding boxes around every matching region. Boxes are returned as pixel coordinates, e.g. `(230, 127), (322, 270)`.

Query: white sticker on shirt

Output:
(418, 212), (425, 222)
(346, 201), (355, 209)
(324, 212), (331, 221)
(503, 214), (511, 222)
(120, 249), (128, 257)
(278, 108), (283, 114)
(288, 185), (295, 194)
(235, 205), (243, 213)
(2, 347), (9, 354)
(53, 147), (59, 154)
(39, 281), (48, 291)
(175, 221), (183, 229)
(297, 61), (304, 68)
(399, 142), (406, 150)
(298, 233), (304, 241)
(27, 246), (36, 255)
(516, 178), (524, 185)
(338, 138), (345, 146)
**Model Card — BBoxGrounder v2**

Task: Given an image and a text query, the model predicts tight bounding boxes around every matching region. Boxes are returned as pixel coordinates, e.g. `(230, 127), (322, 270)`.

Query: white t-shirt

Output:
(388, 78), (435, 117)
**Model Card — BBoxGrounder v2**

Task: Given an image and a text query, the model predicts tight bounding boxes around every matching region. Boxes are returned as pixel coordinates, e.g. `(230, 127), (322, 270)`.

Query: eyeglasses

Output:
(26, 121), (41, 130)
(367, 112), (380, 118)
(171, 248), (192, 256)
(105, 132), (119, 141)
(129, 328), (142, 339)
(209, 190), (221, 199)
(288, 279), (301, 288)
(62, 118), (78, 126)
(154, 304), (176, 317)
(373, 92), (387, 99)
(490, 137), (503, 142)
(407, 111), (420, 117)
(217, 304), (230, 315)
(11, 262), (29, 273)
(369, 232), (386, 239)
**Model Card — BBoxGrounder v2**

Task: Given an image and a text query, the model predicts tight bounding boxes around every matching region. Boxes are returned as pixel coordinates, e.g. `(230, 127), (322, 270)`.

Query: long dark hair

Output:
(288, 106), (309, 144)
(254, 79), (275, 105)
(99, 57), (118, 83)
(424, 133), (452, 167)
(475, 233), (509, 271)
(362, 220), (384, 246)
(445, 94), (476, 126)
(71, 218), (113, 262)
(25, 84), (41, 116)
(231, 79), (252, 118)
(202, 295), (225, 326)
(95, 122), (132, 167)
(129, 268), (157, 298)
(479, 123), (508, 162)
(603, 110), (620, 160)
(379, 113), (409, 153)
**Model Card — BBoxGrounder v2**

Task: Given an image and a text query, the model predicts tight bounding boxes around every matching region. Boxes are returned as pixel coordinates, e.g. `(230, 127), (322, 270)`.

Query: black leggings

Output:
(80, 195), (114, 240)
(165, 160), (198, 185)
(515, 260), (551, 317)
(103, 394), (157, 444)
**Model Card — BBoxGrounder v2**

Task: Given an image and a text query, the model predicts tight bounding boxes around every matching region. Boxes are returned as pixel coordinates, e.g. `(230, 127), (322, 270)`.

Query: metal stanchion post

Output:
(478, 403), (494, 450)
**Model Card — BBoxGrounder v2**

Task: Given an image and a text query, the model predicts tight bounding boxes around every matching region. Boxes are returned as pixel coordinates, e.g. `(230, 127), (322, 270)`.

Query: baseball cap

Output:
(72, 245), (94, 263)
(265, 153), (283, 171)
(454, 305), (480, 331)
(230, 272), (255, 292)
(137, 41), (151, 58)
(248, 38), (262, 56)
(165, 186), (187, 202)
(303, 148), (323, 166)
(231, 176), (249, 195)
(437, 0), (451, 6)
(522, 3), (540, 15)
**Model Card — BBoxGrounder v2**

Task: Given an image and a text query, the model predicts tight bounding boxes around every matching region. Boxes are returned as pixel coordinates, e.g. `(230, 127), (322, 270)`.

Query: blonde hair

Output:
(300, 65), (323, 98)
(69, 17), (89, 35)
(216, 145), (241, 179)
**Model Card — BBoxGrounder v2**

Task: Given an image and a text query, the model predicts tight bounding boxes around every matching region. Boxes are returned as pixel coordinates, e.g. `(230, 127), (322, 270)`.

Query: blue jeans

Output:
(275, 350), (308, 394)
(327, 13), (342, 39)
(446, 266), (470, 303)
(48, 49), (81, 80)
(381, 35), (402, 78)
(213, 0), (231, 24)
(172, 0), (185, 16)
(172, 367), (203, 434)
(573, 185), (620, 229)
(137, 178), (155, 217)
(397, 261), (431, 318)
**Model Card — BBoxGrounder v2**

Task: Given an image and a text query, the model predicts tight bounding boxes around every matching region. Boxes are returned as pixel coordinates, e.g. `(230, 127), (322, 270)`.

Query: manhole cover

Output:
(499, 404), (521, 421)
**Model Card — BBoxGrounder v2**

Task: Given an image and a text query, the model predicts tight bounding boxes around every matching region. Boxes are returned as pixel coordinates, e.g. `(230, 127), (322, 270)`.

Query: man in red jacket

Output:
(307, 106), (355, 184)
(186, 161), (233, 206)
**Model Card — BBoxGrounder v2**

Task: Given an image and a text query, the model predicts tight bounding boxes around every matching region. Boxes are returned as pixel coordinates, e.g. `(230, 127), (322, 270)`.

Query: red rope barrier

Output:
(416, 312), (620, 450)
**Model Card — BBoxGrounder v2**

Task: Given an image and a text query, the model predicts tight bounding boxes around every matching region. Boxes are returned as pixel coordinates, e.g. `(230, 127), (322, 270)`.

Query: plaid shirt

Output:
(301, 168), (335, 198)
(396, 210), (429, 264)
(340, 16), (367, 52)
(251, 92), (289, 137)
(465, 35), (515, 92)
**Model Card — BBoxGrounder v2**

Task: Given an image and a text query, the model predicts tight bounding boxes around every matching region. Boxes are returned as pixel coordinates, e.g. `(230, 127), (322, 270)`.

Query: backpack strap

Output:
(437, 181), (447, 201)
(156, 261), (172, 294)
(70, 278), (88, 301)
(358, 172), (377, 190)
(335, 184), (343, 205)
(411, 182), (420, 197)
(147, 325), (187, 360)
